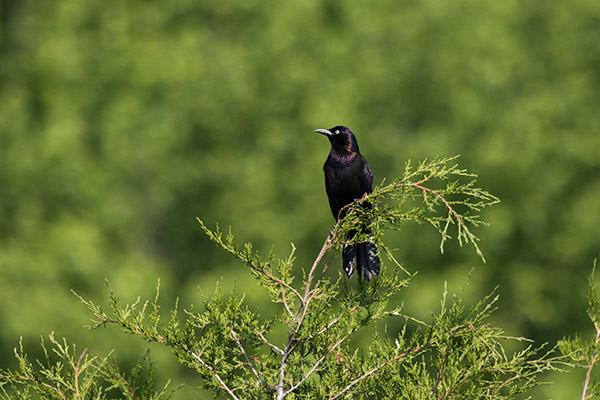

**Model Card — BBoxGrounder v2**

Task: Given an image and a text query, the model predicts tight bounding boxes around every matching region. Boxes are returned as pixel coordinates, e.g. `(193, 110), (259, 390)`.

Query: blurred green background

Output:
(1, 0), (599, 398)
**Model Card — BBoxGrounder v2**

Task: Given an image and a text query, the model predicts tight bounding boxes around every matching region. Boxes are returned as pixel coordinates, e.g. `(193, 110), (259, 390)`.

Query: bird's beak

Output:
(315, 128), (333, 137)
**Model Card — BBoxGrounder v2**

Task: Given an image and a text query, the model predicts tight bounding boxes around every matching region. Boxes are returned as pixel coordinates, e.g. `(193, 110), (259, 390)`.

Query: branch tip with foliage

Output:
(0, 333), (178, 400)
(332, 156), (499, 263)
(560, 259), (600, 400)
(3, 157), (586, 399)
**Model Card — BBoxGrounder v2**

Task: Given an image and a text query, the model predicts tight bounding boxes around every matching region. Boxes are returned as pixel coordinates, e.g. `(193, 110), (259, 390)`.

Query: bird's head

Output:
(315, 125), (359, 154)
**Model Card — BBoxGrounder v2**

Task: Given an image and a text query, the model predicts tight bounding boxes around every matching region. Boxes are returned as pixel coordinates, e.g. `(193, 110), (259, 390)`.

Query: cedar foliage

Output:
(2, 159), (598, 399)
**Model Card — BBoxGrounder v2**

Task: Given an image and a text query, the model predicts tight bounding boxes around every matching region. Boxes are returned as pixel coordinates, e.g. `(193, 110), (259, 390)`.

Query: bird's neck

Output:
(332, 140), (359, 156)
(329, 148), (358, 165)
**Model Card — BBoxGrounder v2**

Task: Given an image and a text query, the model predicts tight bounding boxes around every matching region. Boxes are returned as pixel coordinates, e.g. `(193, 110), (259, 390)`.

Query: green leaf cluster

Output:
(2, 157), (597, 398)
(0, 159), (562, 399)
(333, 156), (499, 263)
(68, 245), (562, 399)
(560, 260), (600, 399)
(0, 334), (176, 400)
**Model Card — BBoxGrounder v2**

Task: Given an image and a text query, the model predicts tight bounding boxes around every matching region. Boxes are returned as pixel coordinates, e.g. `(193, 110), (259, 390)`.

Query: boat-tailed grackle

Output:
(315, 125), (380, 281)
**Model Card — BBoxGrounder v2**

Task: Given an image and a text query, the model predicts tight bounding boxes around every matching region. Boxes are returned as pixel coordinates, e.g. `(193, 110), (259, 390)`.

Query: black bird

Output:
(315, 125), (380, 281)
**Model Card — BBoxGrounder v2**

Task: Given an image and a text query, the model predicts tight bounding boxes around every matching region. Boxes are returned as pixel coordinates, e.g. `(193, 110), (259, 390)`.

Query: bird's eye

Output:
(335, 130), (340, 134)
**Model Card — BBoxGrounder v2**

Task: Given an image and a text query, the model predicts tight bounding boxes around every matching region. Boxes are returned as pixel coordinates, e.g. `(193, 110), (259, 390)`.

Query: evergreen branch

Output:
(0, 368), (68, 400)
(63, 157), (582, 400)
(437, 370), (474, 400)
(582, 263), (600, 400)
(255, 330), (284, 356)
(560, 262), (600, 400)
(284, 334), (349, 396)
(197, 218), (305, 305)
(332, 156), (498, 262)
(277, 231), (334, 399)
(310, 305), (359, 339)
(80, 285), (240, 399)
(229, 328), (276, 390)
(74, 348), (87, 400)
(303, 230), (334, 302)
(407, 180), (485, 261)
(430, 333), (454, 397)
(187, 349), (240, 400)
(582, 320), (600, 400)
(281, 291), (295, 319)
(268, 273), (304, 306)
(276, 338), (295, 400)
(329, 342), (431, 400)
(296, 258), (329, 328)
(0, 334), (177, 400)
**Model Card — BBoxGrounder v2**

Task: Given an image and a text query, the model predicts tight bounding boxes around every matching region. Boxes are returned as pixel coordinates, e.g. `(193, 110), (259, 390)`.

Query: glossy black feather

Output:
(316, 125), (380, 281)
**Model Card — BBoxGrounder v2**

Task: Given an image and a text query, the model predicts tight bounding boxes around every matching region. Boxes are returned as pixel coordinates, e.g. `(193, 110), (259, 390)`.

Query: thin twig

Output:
(311, 252), (334, 297)
(197, 218), (305, 304)
(276, 338), (295, 400)
(431, 337), (452, 397)
(255, 329), (284, 355)
(74, 348), (87, 400)
(407, 181), (484, 261)
(284, 335), (349, 396)
(281, 291), (295, 319)
(408, 182), (465, 233)
(328, 343), (431, 400)
(310, 305), (359, 339)
(582, 321), (600, 400)
(304, 232), (333, 300)
(256, 267), (305, 305)
(489, 372), (519, 399)
(230, 328), (276, 390)
(296, 233), (333, 332)
(188, 350), (240, 400)
(276, 232), (332, 400)
(437, 371), (473, 400)
(0, 374), (68, 400)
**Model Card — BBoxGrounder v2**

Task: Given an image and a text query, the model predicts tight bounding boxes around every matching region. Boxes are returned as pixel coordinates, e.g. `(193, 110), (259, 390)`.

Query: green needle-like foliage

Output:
(332, 156), (500, 262)
(0, 333), (177, 400)
(78, 157), (554, 399)
(560, 260), (600, 400)
(1, 158), (584, 399)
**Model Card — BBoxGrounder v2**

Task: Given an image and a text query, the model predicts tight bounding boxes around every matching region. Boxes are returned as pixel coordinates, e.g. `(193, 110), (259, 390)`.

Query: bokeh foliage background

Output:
(1, 0), (599, 398)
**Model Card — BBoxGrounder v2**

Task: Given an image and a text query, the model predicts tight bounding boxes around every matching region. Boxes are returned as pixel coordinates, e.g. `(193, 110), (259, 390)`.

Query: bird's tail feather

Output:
(357, 242), (380, 281)
(342, 231), (380, 281)
(342, 242), (356, 279)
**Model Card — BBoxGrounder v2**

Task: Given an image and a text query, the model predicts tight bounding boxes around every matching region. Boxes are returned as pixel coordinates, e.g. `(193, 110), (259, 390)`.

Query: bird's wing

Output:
(360, 157), (374, 194)
(324, 164), (343, 219)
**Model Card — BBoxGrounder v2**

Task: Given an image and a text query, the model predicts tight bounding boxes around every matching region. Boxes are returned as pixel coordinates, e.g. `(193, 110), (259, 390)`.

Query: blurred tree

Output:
(1, 0), (599, 398)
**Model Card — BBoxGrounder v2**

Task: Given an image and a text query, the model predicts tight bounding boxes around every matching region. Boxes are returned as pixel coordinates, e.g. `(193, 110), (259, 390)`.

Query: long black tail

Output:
(342, 231), (380, 281)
